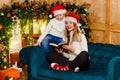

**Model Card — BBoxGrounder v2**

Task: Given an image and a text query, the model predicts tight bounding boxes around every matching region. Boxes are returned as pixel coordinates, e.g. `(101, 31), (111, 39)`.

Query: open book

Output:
(49, 42), (67, 48)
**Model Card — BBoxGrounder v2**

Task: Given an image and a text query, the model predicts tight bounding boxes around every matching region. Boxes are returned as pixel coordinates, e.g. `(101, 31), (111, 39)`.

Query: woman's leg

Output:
(46, 50), (69, 66)
(69, 51), (89, 71)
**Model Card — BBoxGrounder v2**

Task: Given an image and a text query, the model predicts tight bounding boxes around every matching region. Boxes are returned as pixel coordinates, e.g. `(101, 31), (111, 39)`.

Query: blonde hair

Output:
(64, 23), (81, 44)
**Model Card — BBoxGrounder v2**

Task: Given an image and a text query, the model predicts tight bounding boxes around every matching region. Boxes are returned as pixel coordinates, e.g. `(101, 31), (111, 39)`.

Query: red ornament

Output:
(0, 24), (3, 30)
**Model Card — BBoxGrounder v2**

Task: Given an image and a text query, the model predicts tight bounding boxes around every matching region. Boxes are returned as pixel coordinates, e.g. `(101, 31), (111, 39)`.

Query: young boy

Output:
(33, 4), (66, 54)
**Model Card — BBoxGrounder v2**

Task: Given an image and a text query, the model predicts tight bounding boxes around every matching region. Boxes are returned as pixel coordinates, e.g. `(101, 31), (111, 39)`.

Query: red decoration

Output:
(0, 68), (20, 80)
(0, 24), (2, 30)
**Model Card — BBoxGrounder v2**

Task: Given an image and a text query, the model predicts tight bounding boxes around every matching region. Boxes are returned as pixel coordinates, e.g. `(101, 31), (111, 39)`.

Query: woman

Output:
(46, 13), (89, 72)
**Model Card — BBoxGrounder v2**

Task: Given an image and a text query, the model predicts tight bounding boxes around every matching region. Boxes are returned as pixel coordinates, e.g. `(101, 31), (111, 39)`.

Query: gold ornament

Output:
(3, 58), (7, 63)
(3, 66), (7, 69)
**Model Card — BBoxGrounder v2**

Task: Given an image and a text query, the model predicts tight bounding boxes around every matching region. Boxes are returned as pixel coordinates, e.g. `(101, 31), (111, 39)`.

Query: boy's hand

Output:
(33, 42), (41, 46)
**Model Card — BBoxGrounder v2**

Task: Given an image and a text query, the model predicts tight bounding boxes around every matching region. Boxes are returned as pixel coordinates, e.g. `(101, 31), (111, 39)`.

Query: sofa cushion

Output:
(38, 66), (108, 80)
(88, 42), (120, 70)
(70, 70), (107, 80)
(38, 67), (70, 80)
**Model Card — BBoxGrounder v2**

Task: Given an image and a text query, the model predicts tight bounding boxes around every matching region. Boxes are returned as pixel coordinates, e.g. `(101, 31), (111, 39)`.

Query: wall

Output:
(0, 0), (25, 8)
(110, 0), (120, 44)
(77, 0), (120, 45)
(0, 0), (11, 8)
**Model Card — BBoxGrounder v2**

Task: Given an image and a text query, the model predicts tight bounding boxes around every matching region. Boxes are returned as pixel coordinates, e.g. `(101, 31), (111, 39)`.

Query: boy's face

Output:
(55, 14), (65, 21)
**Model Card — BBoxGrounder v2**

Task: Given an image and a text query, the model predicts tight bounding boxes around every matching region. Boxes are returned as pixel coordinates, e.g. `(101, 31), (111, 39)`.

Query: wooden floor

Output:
(19, 65), (28, 80)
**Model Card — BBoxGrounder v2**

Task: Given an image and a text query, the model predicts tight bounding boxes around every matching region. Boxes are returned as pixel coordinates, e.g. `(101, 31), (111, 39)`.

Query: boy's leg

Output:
(41, 34), (64, 54)
(52, 36), (64, 44)
(41, 34), (53, 54)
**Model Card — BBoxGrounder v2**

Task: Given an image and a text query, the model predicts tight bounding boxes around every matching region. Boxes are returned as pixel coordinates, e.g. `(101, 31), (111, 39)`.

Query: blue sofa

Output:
(19, 42), (120, 80)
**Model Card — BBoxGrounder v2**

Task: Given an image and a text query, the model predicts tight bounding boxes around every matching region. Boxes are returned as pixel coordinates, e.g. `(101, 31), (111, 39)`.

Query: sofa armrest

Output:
(107, 56), (120, 80)
(19, 46), (49, 79)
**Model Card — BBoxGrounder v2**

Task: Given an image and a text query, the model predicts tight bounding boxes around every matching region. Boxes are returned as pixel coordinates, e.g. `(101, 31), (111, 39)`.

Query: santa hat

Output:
(65, 13), (81, 27)
(50, 4), (66, 17)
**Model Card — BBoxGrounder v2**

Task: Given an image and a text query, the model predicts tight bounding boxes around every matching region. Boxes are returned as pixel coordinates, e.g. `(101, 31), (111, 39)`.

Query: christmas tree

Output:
(0, 44), (10, 70)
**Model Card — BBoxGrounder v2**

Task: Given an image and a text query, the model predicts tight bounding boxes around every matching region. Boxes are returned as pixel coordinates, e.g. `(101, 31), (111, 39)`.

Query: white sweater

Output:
(37, 18), (65, 43)
(63, 33), (88, 61)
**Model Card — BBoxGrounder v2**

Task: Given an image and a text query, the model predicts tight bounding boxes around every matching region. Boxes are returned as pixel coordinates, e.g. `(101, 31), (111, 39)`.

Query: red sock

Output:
(50, 63), (70, 71)
(50, 63), (59, 70)
(63, 65), (70, 71)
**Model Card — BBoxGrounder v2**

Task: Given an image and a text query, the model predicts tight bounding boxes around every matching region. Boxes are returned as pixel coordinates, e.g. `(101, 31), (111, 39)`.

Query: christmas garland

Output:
(0, 0), (91, 49)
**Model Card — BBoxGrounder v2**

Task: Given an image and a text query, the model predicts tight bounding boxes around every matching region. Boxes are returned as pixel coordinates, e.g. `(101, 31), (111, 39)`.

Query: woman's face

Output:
(65, 21), (74, 31)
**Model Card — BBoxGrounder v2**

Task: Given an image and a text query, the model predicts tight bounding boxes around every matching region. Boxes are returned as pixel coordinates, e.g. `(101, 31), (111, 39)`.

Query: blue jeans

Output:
(41, 34), (64, 54)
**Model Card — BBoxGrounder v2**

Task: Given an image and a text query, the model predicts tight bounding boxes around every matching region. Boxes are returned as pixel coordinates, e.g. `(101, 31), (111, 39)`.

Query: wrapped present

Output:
(0, 68), (20, 80)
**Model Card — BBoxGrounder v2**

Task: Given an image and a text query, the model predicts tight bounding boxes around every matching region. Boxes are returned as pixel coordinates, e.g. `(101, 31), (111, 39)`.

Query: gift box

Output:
(0, 68), (20, 80)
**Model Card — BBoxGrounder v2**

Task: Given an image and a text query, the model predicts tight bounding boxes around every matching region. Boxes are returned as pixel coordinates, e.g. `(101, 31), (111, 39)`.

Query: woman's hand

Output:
(55, 48), (63, 54)
(62, 44), (75, 52)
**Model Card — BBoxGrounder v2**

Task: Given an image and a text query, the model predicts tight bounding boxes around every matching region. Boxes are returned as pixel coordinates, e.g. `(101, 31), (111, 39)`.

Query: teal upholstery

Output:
(19, 42), (120, 80)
